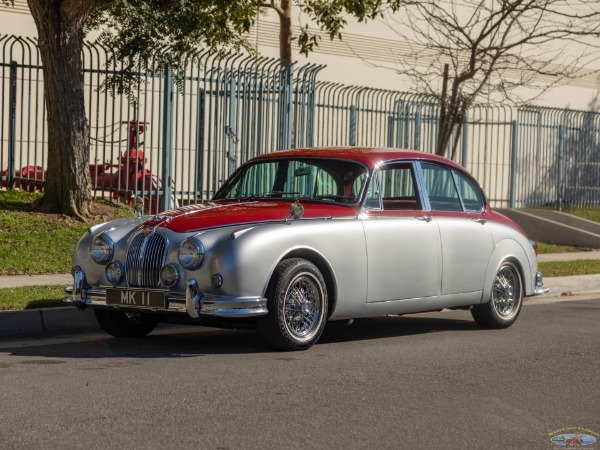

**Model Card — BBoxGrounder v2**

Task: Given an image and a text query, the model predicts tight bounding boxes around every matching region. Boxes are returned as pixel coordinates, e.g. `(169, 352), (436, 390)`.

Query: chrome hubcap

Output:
(493, 265), (521, 317)
(284, 273), (322, 338)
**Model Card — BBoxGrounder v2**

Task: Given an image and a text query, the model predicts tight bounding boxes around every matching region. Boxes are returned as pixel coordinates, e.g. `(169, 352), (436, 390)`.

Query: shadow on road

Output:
(0, 312), (478, 359)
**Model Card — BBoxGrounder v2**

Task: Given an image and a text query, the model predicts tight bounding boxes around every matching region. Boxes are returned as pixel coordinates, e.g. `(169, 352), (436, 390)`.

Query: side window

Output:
(420, 163), (462, 212)
(365, 163), (421, 211)
(454, 171), (485, 213)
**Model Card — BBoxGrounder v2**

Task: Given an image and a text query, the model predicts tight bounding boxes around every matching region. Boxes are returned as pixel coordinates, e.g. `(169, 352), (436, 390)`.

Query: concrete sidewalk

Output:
(1, 255), (600, 340)
(537, 250), (600, 262)
(0, 273), (72, 289)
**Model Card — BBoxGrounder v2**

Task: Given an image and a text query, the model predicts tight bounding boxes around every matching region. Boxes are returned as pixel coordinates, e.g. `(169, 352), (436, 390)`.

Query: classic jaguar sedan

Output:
(67, 147), (549, 350)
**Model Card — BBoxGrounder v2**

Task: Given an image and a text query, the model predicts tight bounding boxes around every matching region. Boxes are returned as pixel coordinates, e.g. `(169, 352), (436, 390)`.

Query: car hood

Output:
(139, 200), (359, 233)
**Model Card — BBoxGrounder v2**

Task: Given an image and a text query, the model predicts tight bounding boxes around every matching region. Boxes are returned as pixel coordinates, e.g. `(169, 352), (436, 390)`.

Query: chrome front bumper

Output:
(65, 273), (268, 319)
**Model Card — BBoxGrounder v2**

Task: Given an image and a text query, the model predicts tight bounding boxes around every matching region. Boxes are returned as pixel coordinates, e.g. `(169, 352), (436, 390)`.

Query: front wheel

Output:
(94, 309), (158, 337)
(472, 261), (523, 329)
(258, 258), (328, 351)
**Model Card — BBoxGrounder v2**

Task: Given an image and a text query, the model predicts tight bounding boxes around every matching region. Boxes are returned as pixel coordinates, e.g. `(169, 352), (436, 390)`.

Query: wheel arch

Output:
(277, 248), (338, 319)
(482, 238), (534, 303)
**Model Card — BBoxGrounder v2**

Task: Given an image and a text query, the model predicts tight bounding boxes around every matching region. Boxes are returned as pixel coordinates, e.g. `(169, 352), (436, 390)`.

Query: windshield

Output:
(213, 158), (368, 204)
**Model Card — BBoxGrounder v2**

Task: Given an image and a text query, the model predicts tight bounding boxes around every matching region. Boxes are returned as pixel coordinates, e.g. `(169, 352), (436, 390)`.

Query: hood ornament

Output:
(132, 195), (144, 218)
(289, 200), (304, 220)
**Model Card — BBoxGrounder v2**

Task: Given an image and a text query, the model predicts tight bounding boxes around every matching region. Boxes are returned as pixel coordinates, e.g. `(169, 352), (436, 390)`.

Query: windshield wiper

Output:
(244, 191), (300, 200)
(313, 194), (356, 202)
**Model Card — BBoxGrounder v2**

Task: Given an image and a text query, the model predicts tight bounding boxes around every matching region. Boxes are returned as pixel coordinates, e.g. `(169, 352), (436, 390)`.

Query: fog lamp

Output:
(105, 261), (124, 285)
(160, 264), (180, 288)
(211, 273), (223, 288)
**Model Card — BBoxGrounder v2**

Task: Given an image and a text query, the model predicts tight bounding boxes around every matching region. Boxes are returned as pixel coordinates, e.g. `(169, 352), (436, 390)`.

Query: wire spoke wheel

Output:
(283, 274), (322, 338)
(492, 265), (521, 318)
(258, 258), (328, 351)
(472, 261), (523, 329)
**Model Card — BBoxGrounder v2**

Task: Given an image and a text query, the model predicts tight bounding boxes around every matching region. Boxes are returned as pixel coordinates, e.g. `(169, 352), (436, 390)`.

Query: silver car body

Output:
(67, 148), (548, 328)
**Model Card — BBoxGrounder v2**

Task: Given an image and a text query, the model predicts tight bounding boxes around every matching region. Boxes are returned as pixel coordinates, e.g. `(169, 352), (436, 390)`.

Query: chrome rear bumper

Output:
(532, 271), (550, 296)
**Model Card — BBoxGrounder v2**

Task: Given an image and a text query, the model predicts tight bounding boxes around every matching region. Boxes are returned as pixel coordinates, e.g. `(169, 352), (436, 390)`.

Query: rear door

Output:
(418, 162), (493, 296)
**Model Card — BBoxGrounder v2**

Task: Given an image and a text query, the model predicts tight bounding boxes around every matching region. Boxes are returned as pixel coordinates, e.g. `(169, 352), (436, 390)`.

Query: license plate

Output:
(106, 288), (166, 309)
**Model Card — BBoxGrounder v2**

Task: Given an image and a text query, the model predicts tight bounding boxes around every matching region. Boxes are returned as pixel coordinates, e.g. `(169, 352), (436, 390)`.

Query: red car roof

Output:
(253, 147), (467, 172)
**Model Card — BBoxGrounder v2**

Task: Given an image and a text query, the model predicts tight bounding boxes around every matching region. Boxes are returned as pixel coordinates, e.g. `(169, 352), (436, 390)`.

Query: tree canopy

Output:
(14, 0), (405, 217)
(383, 0), (600, 157)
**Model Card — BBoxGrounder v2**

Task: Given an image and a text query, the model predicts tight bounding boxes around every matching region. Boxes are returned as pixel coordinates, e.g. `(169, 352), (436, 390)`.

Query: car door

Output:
(418, 162), (493, 296)
(361, 161), (441, 302)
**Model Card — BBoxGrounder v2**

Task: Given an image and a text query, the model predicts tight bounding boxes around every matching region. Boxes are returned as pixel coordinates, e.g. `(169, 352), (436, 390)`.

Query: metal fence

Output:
(311, 84), (600, 209)
(2, 34), (600, 211)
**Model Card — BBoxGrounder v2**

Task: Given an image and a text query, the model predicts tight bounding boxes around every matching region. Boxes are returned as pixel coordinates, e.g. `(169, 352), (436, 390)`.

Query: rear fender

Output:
(481, 238), (534, 303)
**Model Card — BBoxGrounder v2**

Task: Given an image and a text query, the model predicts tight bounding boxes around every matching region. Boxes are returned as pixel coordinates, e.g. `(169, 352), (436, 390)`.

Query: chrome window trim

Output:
(361, 160), (425, 212)
(451, 169), (486, 214)
(414, 161), (487, 214)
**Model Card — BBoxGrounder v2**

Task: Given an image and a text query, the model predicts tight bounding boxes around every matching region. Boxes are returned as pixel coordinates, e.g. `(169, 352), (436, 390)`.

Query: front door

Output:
(362, 162), (441, 302)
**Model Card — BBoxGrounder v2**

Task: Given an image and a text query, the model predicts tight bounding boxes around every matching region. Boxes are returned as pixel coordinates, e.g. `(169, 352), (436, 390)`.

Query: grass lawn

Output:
(536, 242), (582, 254)
(538, 260), (600, 278)
(562, 207), (600, 223)
(0, 190), (133, 275)
(0, 285), (67, 310)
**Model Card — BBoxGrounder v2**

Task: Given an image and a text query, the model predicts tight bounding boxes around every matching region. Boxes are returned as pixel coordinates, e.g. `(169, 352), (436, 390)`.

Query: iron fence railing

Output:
(2, 34), (600, 211)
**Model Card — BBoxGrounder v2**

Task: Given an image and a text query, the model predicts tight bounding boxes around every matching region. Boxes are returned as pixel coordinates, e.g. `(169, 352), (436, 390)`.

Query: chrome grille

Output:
(126, 231), (167, 288)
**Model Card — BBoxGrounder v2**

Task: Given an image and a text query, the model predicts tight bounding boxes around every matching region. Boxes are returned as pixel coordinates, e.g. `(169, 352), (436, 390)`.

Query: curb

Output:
(0, 307), (100, 340)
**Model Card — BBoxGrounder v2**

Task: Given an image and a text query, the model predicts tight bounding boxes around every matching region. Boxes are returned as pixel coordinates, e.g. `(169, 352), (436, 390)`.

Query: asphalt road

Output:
(1, 297), (599, 450)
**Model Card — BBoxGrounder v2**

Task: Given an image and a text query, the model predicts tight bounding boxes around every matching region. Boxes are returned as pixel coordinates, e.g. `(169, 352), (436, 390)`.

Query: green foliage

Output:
(539, 260), (600, 278)
(537, 242), (583, 254)
(88, 0), (259, 96)
(86, 0), (407, 93)
(0, 285), (66, 311)
(296, 0), (405, 56)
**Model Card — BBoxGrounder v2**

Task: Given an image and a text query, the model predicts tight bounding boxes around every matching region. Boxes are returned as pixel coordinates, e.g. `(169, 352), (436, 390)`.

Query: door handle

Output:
(415, 216), (432, 222)
(471, 218), (487, 224)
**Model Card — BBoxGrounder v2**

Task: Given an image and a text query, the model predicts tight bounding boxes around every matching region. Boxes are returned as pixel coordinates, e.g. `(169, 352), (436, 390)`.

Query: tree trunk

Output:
(278, 0), (293, 67)
(27, 0), (95, 219)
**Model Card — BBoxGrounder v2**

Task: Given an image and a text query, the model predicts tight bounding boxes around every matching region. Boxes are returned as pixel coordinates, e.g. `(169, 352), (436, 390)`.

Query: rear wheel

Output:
(258, 258), (328, 351)
(94, 309), (158, 337)
(472, 261), (523, 329)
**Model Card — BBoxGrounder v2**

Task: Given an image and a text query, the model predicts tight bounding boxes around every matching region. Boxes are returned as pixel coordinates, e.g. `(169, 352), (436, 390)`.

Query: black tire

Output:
(258, 258), (328, 351)
(94, 309), (158, 337)
(472, 261), (523, 329)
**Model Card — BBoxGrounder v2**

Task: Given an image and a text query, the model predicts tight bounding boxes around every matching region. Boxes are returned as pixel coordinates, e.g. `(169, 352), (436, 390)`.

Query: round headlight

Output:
(105, 261), (124, 285)
(160, 264), (180, 288)
(178, 237), (205, 270)
(89, 233), (114, 265)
